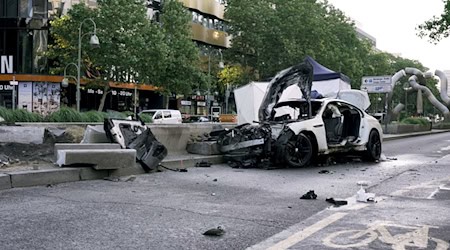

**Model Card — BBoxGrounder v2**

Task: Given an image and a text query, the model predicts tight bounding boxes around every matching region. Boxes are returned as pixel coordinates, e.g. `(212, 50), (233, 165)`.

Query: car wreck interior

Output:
(323, 102), (361, 145)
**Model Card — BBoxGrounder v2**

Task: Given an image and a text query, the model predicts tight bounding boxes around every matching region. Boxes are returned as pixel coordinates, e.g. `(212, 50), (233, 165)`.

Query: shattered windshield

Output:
(269, 100), (323, 121)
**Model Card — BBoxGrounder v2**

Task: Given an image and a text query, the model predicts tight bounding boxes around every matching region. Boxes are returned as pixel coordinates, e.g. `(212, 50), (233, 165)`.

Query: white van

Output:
(139, 109), (182, 124)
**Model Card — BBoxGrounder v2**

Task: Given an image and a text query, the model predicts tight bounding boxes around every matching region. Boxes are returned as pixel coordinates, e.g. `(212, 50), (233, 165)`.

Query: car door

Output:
(153, 111), (163, 124)
(163, 110), (173, 124)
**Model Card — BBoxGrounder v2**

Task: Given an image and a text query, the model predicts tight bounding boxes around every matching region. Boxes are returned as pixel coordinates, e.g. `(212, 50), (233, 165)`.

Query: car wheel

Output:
(364, 130), (381, 161)
(284, 133), (314, 167)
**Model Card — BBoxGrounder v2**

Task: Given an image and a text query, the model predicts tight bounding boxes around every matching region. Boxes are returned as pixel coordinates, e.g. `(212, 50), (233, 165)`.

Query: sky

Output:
(327, 0), (450, 72)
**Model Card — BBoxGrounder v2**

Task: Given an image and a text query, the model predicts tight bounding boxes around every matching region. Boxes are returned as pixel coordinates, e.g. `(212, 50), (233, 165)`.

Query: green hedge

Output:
(400, 117), (430, 126)
(0, 107), (143, 123)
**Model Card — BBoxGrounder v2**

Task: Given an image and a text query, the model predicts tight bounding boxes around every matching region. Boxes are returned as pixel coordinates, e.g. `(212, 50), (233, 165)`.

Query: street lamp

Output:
(207, 48), (224, 119)
(62, 63), (79, 88)
(77, 18), (100, 112)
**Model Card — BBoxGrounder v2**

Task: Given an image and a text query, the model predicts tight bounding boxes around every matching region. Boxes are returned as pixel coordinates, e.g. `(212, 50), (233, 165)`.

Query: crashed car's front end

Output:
(218, 59), (319, 168)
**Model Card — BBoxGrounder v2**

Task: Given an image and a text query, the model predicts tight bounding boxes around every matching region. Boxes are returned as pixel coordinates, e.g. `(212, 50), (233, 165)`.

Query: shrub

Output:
(0, 107), (14, 122)
(45, 107), (84, 122)
(11, 109), (43, 122)
(139, 114), (153, 123)
(0, 107), (43, 122)
(82, 111), (109, 122)
(400, 117), (430, 126)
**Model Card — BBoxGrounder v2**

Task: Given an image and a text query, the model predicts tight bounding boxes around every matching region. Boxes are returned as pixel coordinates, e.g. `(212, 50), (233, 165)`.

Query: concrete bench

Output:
(56, 149), (136, 170)
(54, 143), (121, 161)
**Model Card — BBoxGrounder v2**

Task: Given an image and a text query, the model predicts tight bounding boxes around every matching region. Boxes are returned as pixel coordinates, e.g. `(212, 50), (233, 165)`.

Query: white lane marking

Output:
(265, 212), (347, 250)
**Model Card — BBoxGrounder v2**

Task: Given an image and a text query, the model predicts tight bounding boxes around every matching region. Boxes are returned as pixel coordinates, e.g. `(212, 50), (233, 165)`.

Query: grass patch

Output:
(400, 117), (430, 126)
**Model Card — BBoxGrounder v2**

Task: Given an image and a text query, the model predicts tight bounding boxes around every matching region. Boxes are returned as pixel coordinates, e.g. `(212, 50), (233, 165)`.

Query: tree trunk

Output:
(98, 84), (111, 112)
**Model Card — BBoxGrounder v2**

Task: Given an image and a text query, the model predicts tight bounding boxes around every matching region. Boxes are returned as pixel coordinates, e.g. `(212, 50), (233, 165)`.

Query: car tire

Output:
(284, 133), (314, 168)
(364, 130), (382, 161)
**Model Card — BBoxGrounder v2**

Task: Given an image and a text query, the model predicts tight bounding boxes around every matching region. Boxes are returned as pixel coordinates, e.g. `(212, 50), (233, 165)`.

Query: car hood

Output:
(258, 59), (314, 121)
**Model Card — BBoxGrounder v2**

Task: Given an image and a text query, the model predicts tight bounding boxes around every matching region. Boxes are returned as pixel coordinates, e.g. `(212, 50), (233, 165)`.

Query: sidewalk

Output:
(1, 129), (450, 191)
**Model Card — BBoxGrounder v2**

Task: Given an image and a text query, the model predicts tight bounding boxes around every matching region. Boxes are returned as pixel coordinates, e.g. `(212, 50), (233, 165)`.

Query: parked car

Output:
(217, 60), (383, 168)
(139, 109), (182, 124)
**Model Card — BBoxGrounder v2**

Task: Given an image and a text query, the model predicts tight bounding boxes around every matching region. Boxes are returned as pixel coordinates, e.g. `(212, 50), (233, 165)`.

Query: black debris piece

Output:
(213, 178), (218, 182)
(318, 170), (330, 174)
(300, 190), (317, 200)
(158, 164), (188, 172)
(325, 198), (348, 206)
(196, 161), (212, 167)
(203, 226), (225, 236)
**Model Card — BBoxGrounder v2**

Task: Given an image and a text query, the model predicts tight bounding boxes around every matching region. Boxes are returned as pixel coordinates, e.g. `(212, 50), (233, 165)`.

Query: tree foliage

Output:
(224, 0), (371, 88)
(47, 0), (205, 110)
(417, 0), (450, 43)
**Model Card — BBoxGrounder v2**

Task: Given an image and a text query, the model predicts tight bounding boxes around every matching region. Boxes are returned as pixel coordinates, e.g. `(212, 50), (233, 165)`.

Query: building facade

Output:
(0, 0), (229, 116)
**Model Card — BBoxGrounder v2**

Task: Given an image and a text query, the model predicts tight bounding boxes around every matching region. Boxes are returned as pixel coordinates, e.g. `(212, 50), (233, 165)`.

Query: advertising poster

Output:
(47, 83), (61, 114)
(18, 82), (33, 112)
(32, 82), (48, 115)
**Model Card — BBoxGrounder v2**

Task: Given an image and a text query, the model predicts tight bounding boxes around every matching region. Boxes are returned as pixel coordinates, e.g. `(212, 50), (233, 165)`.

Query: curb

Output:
(383, 129), (450, 141)
(2, 130), (449, 191)
(0, 155), (224, 191)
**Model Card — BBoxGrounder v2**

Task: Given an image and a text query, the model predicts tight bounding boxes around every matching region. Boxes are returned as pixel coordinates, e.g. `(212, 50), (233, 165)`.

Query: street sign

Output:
(361, 76), (392, 93)
(9, 80), (18, 86)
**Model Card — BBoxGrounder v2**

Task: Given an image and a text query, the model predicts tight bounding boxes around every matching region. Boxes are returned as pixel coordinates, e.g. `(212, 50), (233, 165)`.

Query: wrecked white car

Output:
(218, 60), (383, 168)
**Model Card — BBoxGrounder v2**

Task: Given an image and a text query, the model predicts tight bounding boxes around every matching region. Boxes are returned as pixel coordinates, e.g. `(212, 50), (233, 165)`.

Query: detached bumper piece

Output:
(104, 119), (167, 172)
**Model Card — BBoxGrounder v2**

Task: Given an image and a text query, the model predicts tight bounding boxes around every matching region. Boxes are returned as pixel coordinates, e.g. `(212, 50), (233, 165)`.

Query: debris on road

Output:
(196, 161), (212, 168)
(325, 198), (348, 206)
(300, 190), (317, 200)
(158, 164), (188, 172)
(125, 176), (136, 182)
(203, 226), (225, 236)
(318, 170), (333, 174)
(356, 186), (376, 202)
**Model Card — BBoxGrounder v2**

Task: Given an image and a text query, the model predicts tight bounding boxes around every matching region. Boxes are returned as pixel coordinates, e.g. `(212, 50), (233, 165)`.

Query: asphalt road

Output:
(1, 133), (450, 249)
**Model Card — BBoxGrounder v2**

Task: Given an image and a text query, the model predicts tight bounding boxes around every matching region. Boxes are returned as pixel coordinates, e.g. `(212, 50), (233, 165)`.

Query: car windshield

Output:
(269, 100), (323, 122)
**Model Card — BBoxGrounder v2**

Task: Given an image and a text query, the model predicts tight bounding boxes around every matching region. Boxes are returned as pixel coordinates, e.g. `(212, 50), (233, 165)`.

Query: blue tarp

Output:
(305, 56), (351, 83)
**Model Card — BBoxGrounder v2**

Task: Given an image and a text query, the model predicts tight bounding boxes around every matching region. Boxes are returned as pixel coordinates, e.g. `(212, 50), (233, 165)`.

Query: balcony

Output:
(191, 23), (230, 48)
(180, 0), (225, 19)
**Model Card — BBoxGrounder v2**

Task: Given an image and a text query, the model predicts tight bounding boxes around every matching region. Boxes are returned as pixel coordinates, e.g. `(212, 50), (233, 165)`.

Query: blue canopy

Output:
(305, 56), (351, 83)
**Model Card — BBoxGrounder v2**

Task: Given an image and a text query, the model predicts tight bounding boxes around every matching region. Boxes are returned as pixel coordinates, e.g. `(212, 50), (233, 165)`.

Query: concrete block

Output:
(0, 174), (11, 190)
(56, 149), (136, 170)
(79, 167), (110, 181)
(54, 143), (121, 160)
(10, 168), (80, 188)
(109, 162), (147, 177)
(186, 141), (221, 155)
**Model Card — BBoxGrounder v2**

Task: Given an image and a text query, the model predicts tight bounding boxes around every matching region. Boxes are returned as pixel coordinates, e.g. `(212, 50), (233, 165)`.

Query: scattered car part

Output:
(300, 190), (318, 200)
(325, 198), (348, 206)
(104, 118), (167, 172)
(203, 226), (225, 236)
(196, 161), (212, 167)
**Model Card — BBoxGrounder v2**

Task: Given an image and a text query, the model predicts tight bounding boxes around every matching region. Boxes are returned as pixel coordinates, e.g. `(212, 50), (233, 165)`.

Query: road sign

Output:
(361, 76), (392, 93)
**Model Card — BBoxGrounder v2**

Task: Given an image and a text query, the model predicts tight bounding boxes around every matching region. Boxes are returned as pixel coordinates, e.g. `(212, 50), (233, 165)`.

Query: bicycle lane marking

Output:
(247, 212), (348, 250)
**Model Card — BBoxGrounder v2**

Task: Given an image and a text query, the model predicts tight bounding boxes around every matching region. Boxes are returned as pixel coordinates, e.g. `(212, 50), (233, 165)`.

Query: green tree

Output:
(224, 0), (371, 87)
(47, 0), (204, 111)
(417, 0), (450, 43)
(160, 0), (207, 98)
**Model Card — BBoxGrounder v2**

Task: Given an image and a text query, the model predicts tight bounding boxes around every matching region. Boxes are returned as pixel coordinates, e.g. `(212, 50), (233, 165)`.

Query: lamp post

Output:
(9, 75), (18, 110)
(207, 48), (224, 119)
(77, 18), (100, 112)
(62, 63), (79, 88)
